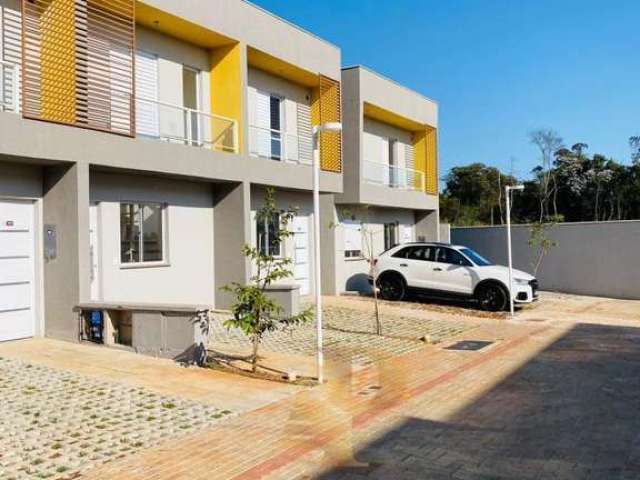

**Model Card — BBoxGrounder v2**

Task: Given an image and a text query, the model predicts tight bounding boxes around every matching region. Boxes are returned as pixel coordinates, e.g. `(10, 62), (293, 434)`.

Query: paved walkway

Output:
(4, 294), (640, 479)
(0, 338), (299, 413)
(85, 319), (566, 479)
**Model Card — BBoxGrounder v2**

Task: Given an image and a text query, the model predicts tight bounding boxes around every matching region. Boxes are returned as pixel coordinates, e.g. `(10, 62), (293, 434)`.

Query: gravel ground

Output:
(0, 357), (234, 480)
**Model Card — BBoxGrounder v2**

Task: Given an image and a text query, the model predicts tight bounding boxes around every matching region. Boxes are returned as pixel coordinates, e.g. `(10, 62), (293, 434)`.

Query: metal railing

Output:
(0, 61), (19, 113)
(363, 159), (426, 192)
(135, 97), (238, 154)
(248, 124), (312, 164)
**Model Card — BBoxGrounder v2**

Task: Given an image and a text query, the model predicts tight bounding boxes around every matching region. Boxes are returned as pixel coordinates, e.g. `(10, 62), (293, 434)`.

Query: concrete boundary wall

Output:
(451, 221), (640, 300)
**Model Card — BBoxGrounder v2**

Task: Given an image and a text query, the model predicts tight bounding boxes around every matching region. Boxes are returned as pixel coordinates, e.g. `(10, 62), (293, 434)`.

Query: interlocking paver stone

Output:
(0, 357), (234, 480)
(209, 305), (476, 365)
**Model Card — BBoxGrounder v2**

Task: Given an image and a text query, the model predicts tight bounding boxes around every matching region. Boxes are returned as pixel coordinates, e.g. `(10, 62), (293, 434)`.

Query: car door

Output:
(432, 247), (474, 294)
(392, 245), (439, 290)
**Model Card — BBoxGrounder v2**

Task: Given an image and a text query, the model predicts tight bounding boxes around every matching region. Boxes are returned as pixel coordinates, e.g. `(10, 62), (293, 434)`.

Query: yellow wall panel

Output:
(40, 0), (77, 123)
(413, 127), (438, 195)
(425, 127), (438, 195)
(311, 75), (342, 173)
(210, 43), (243, 153)
(413, 129), (426, 191)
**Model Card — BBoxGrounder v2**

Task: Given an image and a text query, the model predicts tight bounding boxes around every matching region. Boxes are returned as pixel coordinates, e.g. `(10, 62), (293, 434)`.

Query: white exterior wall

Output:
(250, 186), (315, 295)
(90, 172), (215, 305)
(362, 117), (413, 168)
(335, 206), (416, 294)
(247, 67), (313, 163)
(135, 26), (212, 141)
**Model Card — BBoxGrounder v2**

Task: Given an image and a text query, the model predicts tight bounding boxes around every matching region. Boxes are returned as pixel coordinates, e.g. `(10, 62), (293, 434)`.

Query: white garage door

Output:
(291, 216), (310, 296)
(0, 200), (35, 342)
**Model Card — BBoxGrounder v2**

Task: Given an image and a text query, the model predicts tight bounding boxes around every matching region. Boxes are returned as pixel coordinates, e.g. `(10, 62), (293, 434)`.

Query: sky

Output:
(251, 0), (640, 180)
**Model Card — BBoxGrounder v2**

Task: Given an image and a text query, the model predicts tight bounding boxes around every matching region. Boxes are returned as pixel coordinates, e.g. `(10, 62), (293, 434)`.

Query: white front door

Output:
(291, 216), (310, 295)
(89, 203), (100, 301)
(0, 200), (35, 342)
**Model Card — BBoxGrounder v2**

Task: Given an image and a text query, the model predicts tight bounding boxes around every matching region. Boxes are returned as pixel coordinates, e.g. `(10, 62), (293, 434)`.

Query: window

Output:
(257, 212), (281, 256)
(384, 223), (399, 251)
(392, 246), (434, 261)
(343, 221), (363, 259)
(182, 66), (201, 145)
(388, 138), (398, 187)
(460, 248), (492, 266)
(120, 203), (164, 264)
(269, 95), (282, 160)
(435, 247), (472, 266)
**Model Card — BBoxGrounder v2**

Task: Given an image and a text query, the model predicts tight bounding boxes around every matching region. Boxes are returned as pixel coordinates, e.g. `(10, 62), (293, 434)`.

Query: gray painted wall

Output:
(213, 182), (251, 308)
(42, 163), (90, 340)
(451, 221), (640, 300)
(0, 114), (342, 194)
(0, 160), (42, 198)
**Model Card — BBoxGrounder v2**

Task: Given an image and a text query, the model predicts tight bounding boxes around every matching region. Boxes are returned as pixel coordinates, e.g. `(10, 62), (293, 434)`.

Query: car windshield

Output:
(460, 248), (492, 266)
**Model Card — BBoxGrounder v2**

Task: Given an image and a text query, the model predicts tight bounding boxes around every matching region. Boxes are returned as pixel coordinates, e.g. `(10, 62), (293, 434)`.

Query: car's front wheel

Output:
(476, 282), (508, 312)
(377, 274), (405, 301)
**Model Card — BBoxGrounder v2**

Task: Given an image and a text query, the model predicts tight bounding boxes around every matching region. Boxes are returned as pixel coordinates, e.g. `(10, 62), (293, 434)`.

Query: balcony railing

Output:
(363, 160), (426, 192)
(0, 61), (19, 113)
(136, 97), (238, 154)
(248, 125), (313, 164)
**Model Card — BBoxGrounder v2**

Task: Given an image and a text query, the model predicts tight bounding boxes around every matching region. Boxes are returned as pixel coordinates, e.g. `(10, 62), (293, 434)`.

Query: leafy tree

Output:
(440, 163), (517, 226)
(631, 136), (640, 164)
(442, 133), (640, 226)
(221, 188), (312, 372)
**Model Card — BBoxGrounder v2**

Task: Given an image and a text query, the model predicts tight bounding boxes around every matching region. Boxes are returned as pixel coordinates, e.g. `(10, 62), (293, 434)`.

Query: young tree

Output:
(335, 206), (383, 335)
(529, 129), (564, 221)
(528, 217), (560, 276)
(222, 188), (312, 372)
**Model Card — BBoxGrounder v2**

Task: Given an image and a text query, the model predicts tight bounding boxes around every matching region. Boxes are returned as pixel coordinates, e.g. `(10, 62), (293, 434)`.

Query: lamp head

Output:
(509, 185), (525, 192)
(314, 122), (343, 135)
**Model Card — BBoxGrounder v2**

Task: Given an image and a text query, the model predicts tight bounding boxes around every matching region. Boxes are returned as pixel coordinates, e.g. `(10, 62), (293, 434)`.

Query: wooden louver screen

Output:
(22, 0), (135, 136)
(312, 75), (342, 173)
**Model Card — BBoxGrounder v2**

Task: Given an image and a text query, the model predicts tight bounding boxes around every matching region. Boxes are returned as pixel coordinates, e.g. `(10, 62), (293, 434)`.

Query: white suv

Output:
(370, 242), (538, 311)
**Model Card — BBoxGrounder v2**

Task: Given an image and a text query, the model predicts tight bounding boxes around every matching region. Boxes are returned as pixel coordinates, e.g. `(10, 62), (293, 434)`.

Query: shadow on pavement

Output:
(318, 323), (640, 479)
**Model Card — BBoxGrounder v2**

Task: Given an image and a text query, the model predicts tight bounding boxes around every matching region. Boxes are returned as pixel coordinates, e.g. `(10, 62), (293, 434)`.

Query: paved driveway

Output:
(2, 293), (640, 480)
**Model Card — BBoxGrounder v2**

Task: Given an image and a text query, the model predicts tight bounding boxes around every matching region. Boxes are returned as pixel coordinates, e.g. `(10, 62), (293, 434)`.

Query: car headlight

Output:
(513, 278), (530, 286)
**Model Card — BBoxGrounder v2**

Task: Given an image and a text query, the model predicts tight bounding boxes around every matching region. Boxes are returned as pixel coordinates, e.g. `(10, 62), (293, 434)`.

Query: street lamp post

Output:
(312, 122), (342, 383)
(505, 184), (524, 318)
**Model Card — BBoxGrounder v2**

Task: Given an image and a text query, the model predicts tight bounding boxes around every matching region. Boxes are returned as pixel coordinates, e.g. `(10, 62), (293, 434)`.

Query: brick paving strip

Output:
(85, 323), (555, 480)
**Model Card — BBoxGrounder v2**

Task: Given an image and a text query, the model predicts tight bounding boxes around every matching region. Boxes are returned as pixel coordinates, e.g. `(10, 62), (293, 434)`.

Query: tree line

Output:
(441, 130), (640, 226)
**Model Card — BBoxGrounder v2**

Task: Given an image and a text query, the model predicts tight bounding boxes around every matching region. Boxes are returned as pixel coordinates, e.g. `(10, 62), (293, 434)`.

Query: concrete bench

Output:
(74, 302), (214, 365)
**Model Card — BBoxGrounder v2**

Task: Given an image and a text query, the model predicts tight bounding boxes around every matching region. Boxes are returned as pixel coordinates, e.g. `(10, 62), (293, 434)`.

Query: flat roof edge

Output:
(343, 64), (439, 105)
(242, 0), (340, 52)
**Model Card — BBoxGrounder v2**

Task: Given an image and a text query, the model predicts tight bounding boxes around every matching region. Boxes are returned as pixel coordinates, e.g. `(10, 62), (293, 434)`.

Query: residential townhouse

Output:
(322, 66), (439, 295)
(0, 0), (342, 346)
(0, 1), (439, 352)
